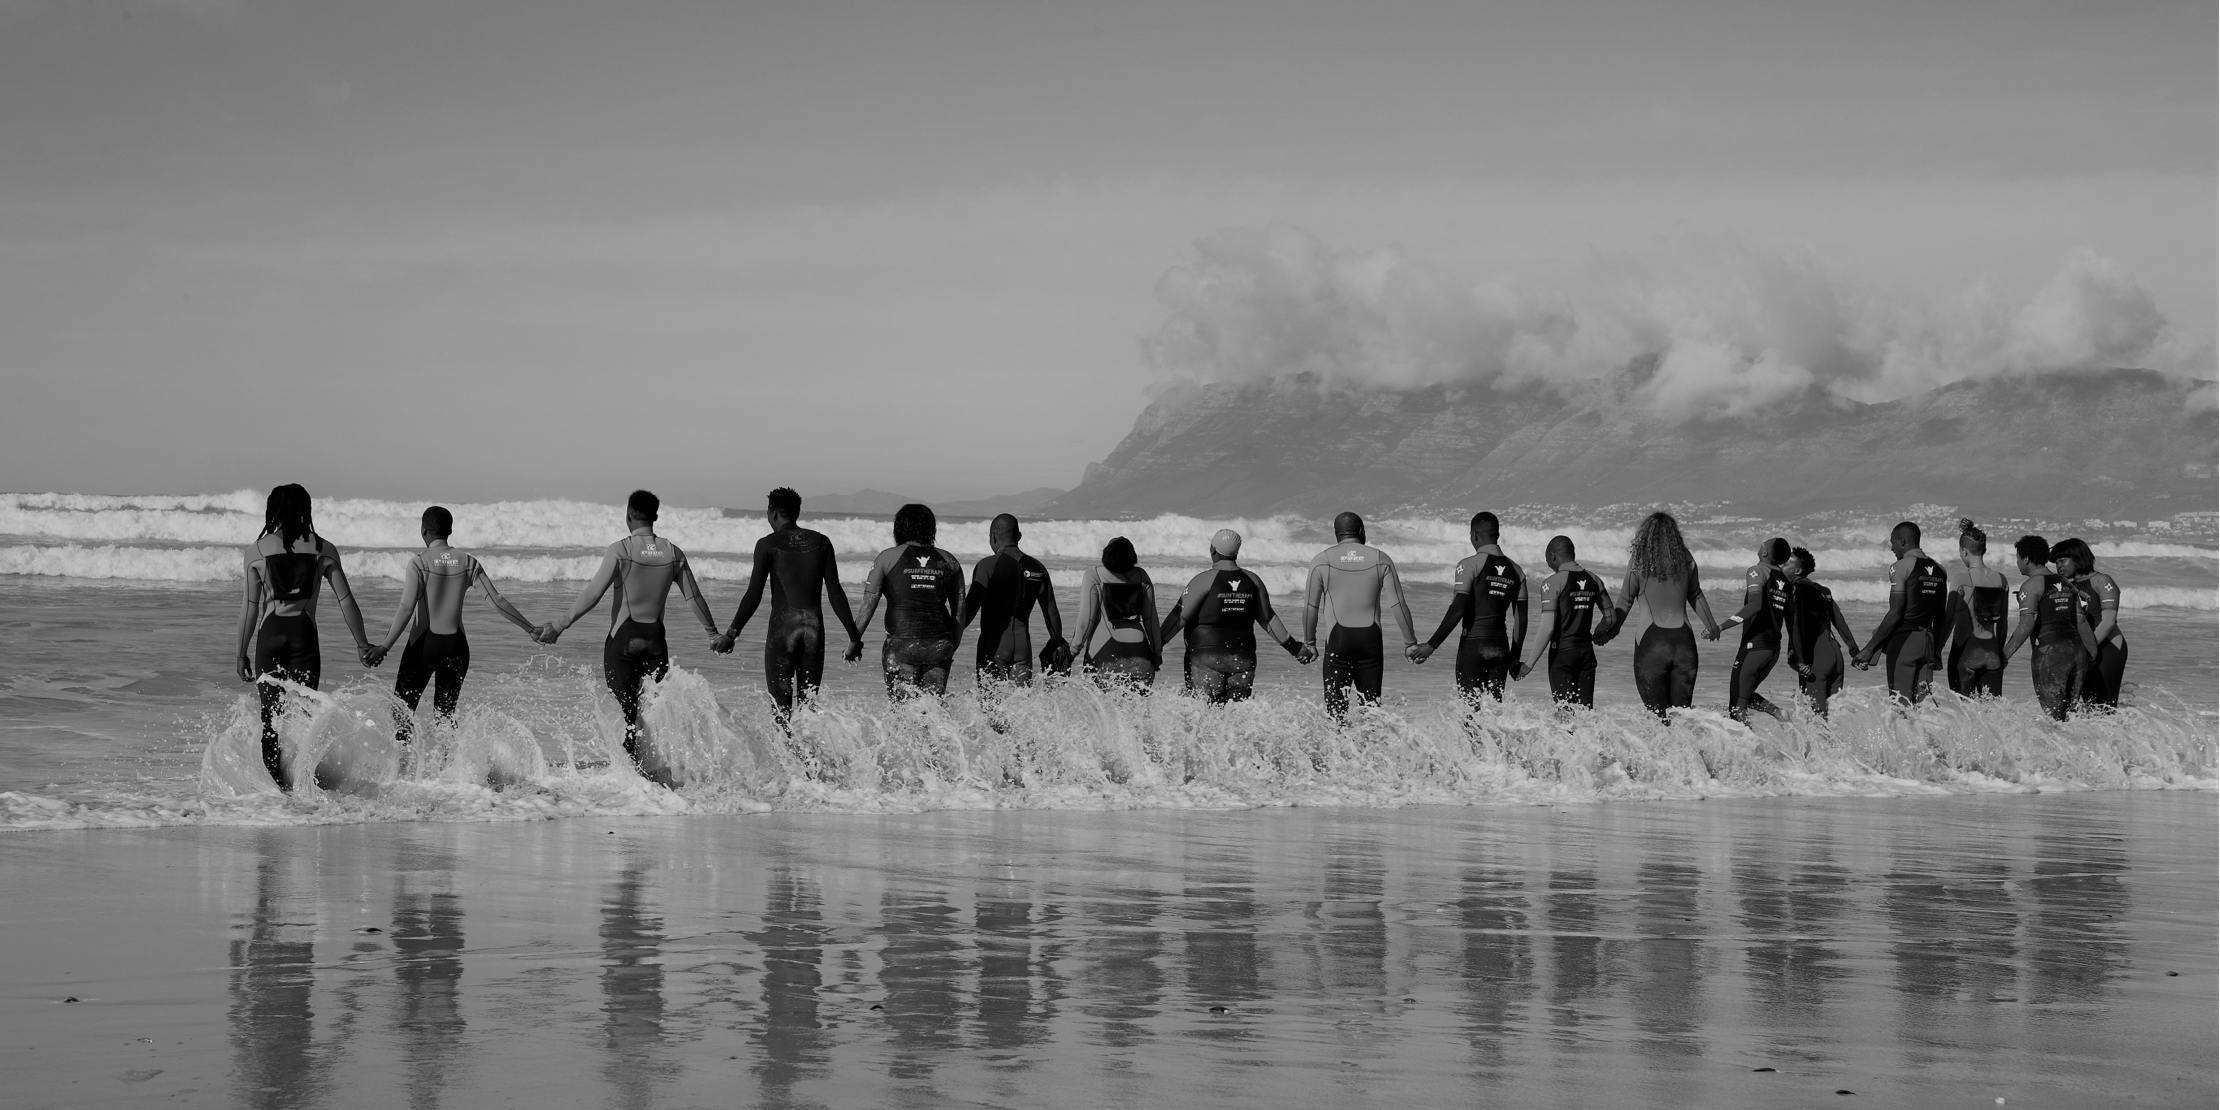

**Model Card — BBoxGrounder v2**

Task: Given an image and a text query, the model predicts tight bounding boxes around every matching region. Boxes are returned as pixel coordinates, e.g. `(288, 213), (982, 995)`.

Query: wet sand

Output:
(3, 793), (2212, 1109)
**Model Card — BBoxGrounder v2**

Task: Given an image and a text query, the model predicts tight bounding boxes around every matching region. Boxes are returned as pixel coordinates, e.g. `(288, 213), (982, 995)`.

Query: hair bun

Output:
(1957, 517), (1976, 533)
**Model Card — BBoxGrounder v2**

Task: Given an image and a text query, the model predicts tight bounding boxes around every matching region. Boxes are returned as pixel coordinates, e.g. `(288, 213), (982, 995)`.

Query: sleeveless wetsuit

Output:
(1440, 551), (1523, 704)
(967, 548), (1055, 687)
(1783, 579), (1846, 717)
(2072, 572), (2127, 708)
(730, 526), (850, 720)
(1178, 565), (1287, 703)
(1881, 552), (1949, 704)
(1537, 567), (1605, 708)
(864, 543), (965, 696)
(249, 533), (343, 786)
(1305, 542), (1416, 722)
(392, 548), (485, 743)
(2024, 572), (2088, 721)
(1081, 566), (1157, 687)
(1620, 570), (1705, 721)
(1945, 580), (2009, 698)
(1727, 564), (1789, 722)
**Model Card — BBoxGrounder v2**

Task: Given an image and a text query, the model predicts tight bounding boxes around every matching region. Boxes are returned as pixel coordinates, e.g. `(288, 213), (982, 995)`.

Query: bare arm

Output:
(323, 551), (373, 654)
(1689, 579), (1720, 639)
(2089, 574), (2121, 646)
(1936, 588), (1964, 661)
(1160, 588), (1188, 642)
(556, 550), (622, 633)
(1517, 580), (1555, 676)
(1073, 569), (1103, 654)
(1829, 600), (1857, 651)
(1860, 566), (1907, 659)
(675, 555), (720, 638)
(235, 555), (263, 680)
(1140, 576), (1163, 660)
(2002, 582), (2037, 661)
(853, 560), (885, 636)
(1510, 573), (1530, 662)
(473, 564), (539, 637)
(378, 558), (426, 653)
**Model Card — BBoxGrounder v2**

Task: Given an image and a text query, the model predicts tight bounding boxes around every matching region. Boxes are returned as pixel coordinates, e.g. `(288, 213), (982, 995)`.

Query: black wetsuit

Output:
(394, 629), (469, 735)
(965, 547), (1056, 687)
(1086, 572), (1157, 685)
(2026, 572), (2088, 721)
(1426, 551), (1523, 704)
(728, 525), (853, 721)
(1540, 568), (1605, 708)
(252, 540), (336, 785)
(1943, 582), (2009, 697)
(1727, 564), (1789, 722)
(2072, 573), (2127, 708)
(1783, 580), (1846, 717)
(865, 543), (965, 696)
(1175, 566), (1291, 704)
(1880, 553), (1949, 704)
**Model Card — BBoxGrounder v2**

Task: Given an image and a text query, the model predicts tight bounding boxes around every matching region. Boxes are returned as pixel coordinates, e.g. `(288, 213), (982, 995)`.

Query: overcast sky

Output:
(2, 0), (2210, 504)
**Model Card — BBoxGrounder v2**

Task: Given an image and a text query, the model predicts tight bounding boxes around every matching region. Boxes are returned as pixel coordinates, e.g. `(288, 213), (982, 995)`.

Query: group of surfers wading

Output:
(237, 484), (2130, 791)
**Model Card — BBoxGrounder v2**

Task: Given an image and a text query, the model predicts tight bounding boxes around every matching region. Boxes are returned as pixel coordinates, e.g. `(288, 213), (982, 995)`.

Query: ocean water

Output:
(0, 491), (2212, 829)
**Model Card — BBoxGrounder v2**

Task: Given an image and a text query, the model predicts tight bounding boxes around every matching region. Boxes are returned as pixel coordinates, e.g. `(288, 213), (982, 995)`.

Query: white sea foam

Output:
(1, 677), (2207, 830)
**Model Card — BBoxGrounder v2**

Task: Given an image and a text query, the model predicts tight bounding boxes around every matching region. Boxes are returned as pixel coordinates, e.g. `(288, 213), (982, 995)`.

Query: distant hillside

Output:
(1051, 367), (2218, 519)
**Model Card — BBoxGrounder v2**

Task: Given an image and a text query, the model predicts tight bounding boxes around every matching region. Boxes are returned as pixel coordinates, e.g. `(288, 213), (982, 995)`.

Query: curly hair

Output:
(1626, 511), (1694, 581)
(893, 503), (937, 547)
(261, 484), (314, 548)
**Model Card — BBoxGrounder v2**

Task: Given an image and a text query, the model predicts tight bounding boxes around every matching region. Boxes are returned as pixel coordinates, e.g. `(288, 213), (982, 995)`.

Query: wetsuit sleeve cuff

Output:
(1282, 637), (1303, 657)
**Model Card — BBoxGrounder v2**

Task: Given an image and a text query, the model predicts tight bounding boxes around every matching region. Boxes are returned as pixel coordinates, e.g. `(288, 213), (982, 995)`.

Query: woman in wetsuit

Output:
(1781, 546), (1860, 718)
(1074, 536), (1163, 689)
(232, 483), (377, 790)
(1606, 511), (1722, 722)
(1939, 518), (2011, 698)
(2050, 537), (2127, 709)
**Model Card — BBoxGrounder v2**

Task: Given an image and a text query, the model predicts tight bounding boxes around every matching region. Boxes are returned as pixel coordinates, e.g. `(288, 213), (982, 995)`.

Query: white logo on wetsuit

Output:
(1339, 551), (1367, 563)
(914, 556), (930, 567)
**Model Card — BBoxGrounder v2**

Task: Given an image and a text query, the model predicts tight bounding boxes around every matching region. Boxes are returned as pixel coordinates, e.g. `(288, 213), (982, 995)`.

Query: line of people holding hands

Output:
(237, 483), (2128, 790)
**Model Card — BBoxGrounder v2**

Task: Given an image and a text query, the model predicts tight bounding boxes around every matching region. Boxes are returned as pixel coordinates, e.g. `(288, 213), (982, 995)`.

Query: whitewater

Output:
(1, 490), (2212, 832)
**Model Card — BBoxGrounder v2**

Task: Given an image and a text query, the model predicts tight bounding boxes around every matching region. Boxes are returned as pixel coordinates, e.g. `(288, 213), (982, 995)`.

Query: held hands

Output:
(1701, 626), (1722, 642)
(237, 655), (256, 683)
(1513, 662), (1532, 681)
(1795, 663), (1815, 680)
(532, 622), (562, 645)
(1297, 643), (1318, 665)
(844, 637), (864, 664)
(1406, 643), (1435, 665)
(711, 633), (736, 654)
(360, 643), (386, 668)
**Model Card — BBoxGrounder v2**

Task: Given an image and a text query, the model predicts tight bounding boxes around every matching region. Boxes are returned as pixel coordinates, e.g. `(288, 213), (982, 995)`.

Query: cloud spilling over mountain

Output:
(1142, 227), (2208, 422)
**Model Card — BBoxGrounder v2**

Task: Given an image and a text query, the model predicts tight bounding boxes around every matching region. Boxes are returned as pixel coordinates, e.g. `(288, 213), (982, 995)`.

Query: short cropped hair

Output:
(1545, 535), (1575, 564)
(627, 489), (660, 523)
(1891, 520), (1921, 547)
(422, 506), (453, 538)
(2014, 535), (2050, 565)
(1470, 511), (1499, 542)
(767, 487), (801, 520)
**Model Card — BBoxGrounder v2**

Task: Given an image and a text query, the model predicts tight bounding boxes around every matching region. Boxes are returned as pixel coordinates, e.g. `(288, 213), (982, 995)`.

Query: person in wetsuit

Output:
(542, 490), (722, 777)
(711, 487), (863, 730)
(233, 483), (378, 790)
(2000, 534), (2096, 721)
(1717, 537), (1792, 724)
(1410, 512), (1527, 706)
(1853, 521), (1949, 705)
(1606, 510), (1722, 723)
(1781, 546), (1860, 718)
(1937, 518), (2010, 698)
(372, 506), (542, 758)
(1072, 536), (1163, 689)
(853, 503), (967, 699)
(2050, 536), (2128, 709)
(959, 514), (1067, 689)
(1303, 512), (1419, 722)
(1512, 535), (1612, 709)
(1160, 529), (1313, 703)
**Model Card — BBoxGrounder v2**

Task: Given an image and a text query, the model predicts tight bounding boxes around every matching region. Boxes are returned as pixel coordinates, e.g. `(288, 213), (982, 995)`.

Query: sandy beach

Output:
(5, 792), (2211, 1109)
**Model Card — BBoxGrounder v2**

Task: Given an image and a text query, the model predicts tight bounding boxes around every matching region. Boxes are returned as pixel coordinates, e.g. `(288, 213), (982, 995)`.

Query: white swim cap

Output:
(1210, 529), (1242, 558)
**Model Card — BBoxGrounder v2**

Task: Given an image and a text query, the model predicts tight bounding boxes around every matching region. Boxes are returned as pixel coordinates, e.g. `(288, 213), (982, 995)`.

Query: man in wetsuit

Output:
(2000, 535), (2097, 721)
(852, 503), (967, 699)
(1511, 535), (1611, 709)
(1303, 512), (1419, 722)
(711, 487), (862, 731)
(1160, 528), (1314, 703)
(959, 514), (1068, 689)
(542, 490), (722, 778)
(1410, 512), (1526, 705)
(1852, 521), (1949, 705)
(1718, 538), (1792, 724)
(373, 505), (543, 757)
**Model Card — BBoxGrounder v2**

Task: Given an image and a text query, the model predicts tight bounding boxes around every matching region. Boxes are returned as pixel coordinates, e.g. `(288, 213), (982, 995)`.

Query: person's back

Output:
(1855, 522), (1949, 704)
(717, 490), (865, 727)
(1075, 537), (1160, 687)
(1514, 538), (1609, 709)
(1303, 513), (1417, 721)
(1723, 539), (1792, 723)
(1780, 548), (1856, 718)
(1609, 511), (1720, 722)
(1166, 530), (1308, 703)
(856, 504), (968, 698)
(1416, 517), (1526, 705)
(375, 509), (542, 753)
(965, 521), (1062, 686)
(233, 484), (375, 790)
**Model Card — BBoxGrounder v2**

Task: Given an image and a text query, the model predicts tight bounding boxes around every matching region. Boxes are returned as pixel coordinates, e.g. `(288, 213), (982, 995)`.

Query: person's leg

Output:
(430, 630), (469, 721)
(1945, 641), (1967, 696)
(920, 639), (954, 697)
(1321, 628), (1359, 722)
(1571, 650), (1596, 709)
(1890, 631), (1936, 705)
(1734, 645), (1781, 720)
(1808, 639), (1842, 718)
(2086, 640), (2126, 707)
(393, 632), (432, 714)
(603, 629), (642, 759)
(2030, 642), (2072, 721)
(254, 616), (319, 789)
(1632, 626), (1671, 720)
(1665, 627), (1699, 711)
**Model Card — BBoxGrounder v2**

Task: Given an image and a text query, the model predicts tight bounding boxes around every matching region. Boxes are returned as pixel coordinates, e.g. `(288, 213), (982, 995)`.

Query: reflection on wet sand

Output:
(228, 834), (331, 1110)
(184, 797), (2209, 1109)
(391, 845), (465, 1110)
(600, 865), (666, 1110)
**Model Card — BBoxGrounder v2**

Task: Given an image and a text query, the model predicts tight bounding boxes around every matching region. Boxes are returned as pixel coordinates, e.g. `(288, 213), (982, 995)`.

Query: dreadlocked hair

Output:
(262, 484), (314, 549)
